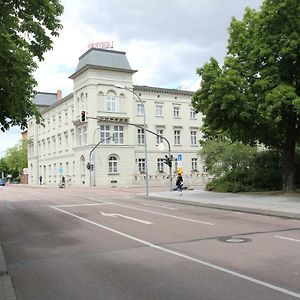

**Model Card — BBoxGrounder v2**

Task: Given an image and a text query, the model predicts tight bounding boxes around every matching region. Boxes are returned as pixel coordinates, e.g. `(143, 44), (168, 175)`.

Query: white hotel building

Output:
(28, 48), (207, 188)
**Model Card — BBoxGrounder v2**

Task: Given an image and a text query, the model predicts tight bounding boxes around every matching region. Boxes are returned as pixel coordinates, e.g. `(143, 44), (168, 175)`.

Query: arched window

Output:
(98, 92), (104, 110)
(106, 91), (117, 112)
(108, 155), (118, 173)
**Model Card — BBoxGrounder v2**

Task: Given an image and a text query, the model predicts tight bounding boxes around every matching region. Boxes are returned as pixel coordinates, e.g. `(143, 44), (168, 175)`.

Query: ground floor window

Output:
(108, 155), (118, 173)
(138, 158), (145, 173)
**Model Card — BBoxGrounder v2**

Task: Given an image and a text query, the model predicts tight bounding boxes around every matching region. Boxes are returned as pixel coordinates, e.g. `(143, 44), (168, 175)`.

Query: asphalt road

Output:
(0, 185), (299, 299)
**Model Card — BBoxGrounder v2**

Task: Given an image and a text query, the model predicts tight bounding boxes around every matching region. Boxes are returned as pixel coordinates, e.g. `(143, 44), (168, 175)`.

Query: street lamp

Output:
(114, 84), (149, 197)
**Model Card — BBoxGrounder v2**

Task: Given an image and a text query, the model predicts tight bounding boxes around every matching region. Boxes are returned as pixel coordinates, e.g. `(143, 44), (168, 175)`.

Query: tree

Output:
(192, 0), (300, 193)
(3, 140), (28, 179)
(0, 0), (64, 131)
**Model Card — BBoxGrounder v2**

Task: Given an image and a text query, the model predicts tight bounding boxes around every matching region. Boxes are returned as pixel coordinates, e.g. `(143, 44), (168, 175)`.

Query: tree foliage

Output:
(201, 140), (284, 192)
(192, 0), (300, 192)
(0, 0), (64, 131)
(3, 140), (28, 176)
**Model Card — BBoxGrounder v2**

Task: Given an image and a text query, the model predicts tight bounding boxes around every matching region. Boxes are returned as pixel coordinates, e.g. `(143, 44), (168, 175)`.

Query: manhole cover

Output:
(218, 236), (251, 243)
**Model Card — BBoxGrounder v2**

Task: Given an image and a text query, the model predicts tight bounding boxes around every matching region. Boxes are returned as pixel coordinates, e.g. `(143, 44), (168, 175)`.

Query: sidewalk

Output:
(145, 189), (300, 219)
(0, 244), (16, 300)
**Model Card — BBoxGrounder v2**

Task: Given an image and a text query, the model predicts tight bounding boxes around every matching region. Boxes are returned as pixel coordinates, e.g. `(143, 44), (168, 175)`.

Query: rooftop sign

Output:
(87, 41), (114, 50)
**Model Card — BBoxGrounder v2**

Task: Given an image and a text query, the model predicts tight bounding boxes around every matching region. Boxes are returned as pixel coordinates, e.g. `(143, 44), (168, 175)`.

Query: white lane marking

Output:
(100, 212), (152, 225)
(51, 206), (300, 299)
(275, 236), (300, 243)
(141, 203), (178, 210)
(109, 202), (214, 226)
(51, 203), (111, 208)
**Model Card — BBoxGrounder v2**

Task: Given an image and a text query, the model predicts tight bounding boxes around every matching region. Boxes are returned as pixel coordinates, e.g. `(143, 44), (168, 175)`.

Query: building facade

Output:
(28, 48), (207, 187)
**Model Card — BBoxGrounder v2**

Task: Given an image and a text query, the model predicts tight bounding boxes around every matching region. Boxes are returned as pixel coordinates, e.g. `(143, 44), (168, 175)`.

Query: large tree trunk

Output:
(281, 140), (296, 193)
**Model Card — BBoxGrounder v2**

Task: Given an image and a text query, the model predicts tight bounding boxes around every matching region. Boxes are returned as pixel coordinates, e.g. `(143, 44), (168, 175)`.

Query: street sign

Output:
(58, 167), (64, 174)
(177, 153), (183, 174)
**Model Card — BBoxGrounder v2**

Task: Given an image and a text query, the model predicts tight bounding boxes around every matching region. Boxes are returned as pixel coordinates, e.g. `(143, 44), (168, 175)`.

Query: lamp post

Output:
(114, 84), (149, 197)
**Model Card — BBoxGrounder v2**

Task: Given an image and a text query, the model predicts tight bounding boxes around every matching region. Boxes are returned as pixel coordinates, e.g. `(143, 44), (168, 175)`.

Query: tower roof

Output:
(69, 48), (136, 78)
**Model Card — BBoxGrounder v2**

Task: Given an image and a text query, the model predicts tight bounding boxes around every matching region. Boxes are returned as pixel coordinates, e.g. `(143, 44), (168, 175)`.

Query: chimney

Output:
(56, 89), (62, 101)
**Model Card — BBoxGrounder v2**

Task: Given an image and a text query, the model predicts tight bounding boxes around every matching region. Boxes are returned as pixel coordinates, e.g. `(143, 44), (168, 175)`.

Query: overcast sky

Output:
(0, 0), (262, 158)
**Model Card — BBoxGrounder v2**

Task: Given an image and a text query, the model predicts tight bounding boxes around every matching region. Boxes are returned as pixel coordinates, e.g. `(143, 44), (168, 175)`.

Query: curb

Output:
(0, 244), (17, 300)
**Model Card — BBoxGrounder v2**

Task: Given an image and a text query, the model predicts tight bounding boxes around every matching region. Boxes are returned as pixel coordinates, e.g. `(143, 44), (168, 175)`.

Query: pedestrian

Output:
(39, 176), (42, 185)
(176, 173), (184, 195)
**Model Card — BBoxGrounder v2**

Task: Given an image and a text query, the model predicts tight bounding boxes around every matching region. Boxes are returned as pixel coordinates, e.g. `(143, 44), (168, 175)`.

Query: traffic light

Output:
(86, 162), (91, 170)
(163, 154), (172, 167)
(80, 110), (86, 122)
(91, 164), (94, 171)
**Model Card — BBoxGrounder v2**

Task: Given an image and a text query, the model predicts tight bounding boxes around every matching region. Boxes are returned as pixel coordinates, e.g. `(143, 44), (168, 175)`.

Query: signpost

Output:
(177, 153), (183, 174)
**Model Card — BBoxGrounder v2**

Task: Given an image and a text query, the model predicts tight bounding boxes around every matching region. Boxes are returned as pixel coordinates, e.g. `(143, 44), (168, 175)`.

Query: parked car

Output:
(0, 178), (5, 186)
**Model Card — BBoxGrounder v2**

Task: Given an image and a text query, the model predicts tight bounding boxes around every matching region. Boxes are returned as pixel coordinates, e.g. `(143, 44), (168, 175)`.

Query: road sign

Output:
(178, 153), (182, 161)
(58, 167), (64, 174)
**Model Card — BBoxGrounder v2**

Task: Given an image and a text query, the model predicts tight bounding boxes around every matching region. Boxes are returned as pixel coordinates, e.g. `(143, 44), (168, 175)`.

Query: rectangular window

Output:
(137, 103), (144, 116)
(100, 125), (111, 144)
(190, 108), (196, 119)
(114, 125), (124, 144)
(156, 104), (163, 117)
(191, 130), (197, 145)
(58, 134), (62, 152)
(157, 158), (164, 172)
(83, 126), (87, 145)
(173, 107), (180, 118)
(137, 128), (145, 145)
(64, 132), (69, 150)
(156, 129), (163, 144)
(52, 137), (56, 153)
(174, 130), (181, 145)
(192, 158), (198, 171)
(107, 95), (116, 112)
(138, 158), (146, 173)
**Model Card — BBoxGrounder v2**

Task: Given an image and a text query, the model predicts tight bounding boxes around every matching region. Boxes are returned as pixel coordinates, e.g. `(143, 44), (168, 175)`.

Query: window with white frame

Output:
(47, 138), (51, 155)
(138, 158), (146, 173)
(108, 155), (118, 173)
(114, 125), (124, 144)
(64, 110), (68, 124)
(52, 137), (56, 153)
(100, 125), (111, 144)
(156, 129), (163, 144)
(77, 127), (87, 146)
(191, 130), (197, 145)
(137, 103), (144, 116)
(64, 132), (69, 150)
(83, 126), (87, 145)
(174, 130), (181, 145)
(190, 108), (197, 119)
(156, 104), (163, 117)
(58, 134), (62, 152)
(173, 106), (180, 118)
(137, 128), (145, 145)
(106, 93), (116, 112)
(58, 113), (62, 126)
(157, 158), (164, 172)
(192, 158), (198, 171)
(52, 115), (56, 129)
(29, 142), (34, 157)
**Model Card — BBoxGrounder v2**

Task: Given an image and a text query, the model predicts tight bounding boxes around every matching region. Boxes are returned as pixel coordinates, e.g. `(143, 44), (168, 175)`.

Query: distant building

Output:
(27, 48), (207, 187)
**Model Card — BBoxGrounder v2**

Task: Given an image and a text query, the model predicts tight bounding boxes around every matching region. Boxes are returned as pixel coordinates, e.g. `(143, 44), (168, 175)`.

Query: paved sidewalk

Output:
(0, 244), (16, 300)
(146, 189), (300, 219)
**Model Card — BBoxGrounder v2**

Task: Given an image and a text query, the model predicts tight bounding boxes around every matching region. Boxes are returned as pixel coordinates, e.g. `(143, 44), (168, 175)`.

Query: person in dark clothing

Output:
(39, 176), (42, 185)
(176, 173), (184, 195)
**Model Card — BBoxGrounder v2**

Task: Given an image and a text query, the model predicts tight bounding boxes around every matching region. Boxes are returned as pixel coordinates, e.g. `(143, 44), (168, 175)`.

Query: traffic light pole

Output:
(89, 117), (173, 192)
